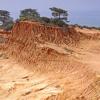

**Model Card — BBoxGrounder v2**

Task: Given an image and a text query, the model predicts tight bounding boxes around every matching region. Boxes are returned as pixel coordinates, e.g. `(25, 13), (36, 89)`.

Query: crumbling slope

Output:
(0, 21), (100, 100)
(5, 21), (85, 64)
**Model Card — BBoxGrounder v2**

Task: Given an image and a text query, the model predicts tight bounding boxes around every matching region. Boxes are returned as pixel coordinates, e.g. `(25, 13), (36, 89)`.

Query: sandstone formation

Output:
(0, 21), (100, 100)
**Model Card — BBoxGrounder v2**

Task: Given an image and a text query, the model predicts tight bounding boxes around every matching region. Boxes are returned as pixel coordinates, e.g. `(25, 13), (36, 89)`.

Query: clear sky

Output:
(0, 0), (100, 27)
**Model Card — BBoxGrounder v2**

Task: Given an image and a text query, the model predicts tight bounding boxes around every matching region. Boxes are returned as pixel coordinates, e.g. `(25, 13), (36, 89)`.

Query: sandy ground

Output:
(0, 39), (100, 100)
(0, 22), (100, 100)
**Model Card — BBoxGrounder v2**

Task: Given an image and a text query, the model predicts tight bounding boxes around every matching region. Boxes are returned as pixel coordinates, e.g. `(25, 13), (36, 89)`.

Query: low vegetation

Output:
(0, 7), (99, 31)
(0, 7), (69, 31)
(0, 10), (13, 31)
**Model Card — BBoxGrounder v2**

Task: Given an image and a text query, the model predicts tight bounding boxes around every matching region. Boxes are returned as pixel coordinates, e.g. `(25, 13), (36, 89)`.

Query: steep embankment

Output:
(6, 21), (100, 67)
(5, 21), (82, 65)
(0, 21), (100, 100)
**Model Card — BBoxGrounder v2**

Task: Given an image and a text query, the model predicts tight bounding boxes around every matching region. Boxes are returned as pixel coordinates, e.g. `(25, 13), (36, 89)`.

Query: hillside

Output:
(0, 21), (100, 100)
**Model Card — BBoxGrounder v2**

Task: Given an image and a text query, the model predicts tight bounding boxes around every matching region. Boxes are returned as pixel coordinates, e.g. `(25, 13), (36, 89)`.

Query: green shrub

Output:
(2, 21), (14, 31)
(40, 17), (51, 24)
(51, 19), (66, 27)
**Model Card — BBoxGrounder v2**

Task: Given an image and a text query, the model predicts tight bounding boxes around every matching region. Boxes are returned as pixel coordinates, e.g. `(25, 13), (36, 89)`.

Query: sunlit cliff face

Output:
(0, 21), (100, 100)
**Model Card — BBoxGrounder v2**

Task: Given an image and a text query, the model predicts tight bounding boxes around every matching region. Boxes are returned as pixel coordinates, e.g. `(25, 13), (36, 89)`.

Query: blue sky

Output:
(0, 0), (100, 26)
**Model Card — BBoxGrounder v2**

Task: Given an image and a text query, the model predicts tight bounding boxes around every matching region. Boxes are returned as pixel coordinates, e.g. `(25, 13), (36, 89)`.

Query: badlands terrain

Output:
(0, 21), (100, 100)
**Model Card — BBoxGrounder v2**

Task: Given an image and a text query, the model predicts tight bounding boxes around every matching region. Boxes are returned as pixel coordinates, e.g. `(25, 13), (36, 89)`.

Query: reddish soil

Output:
(0, 21), (100, 100)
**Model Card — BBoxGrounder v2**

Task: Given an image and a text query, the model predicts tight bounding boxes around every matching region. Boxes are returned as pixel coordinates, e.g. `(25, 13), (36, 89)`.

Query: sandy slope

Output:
(0, 39), (100, 100)
(0, 22), (100, 100)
